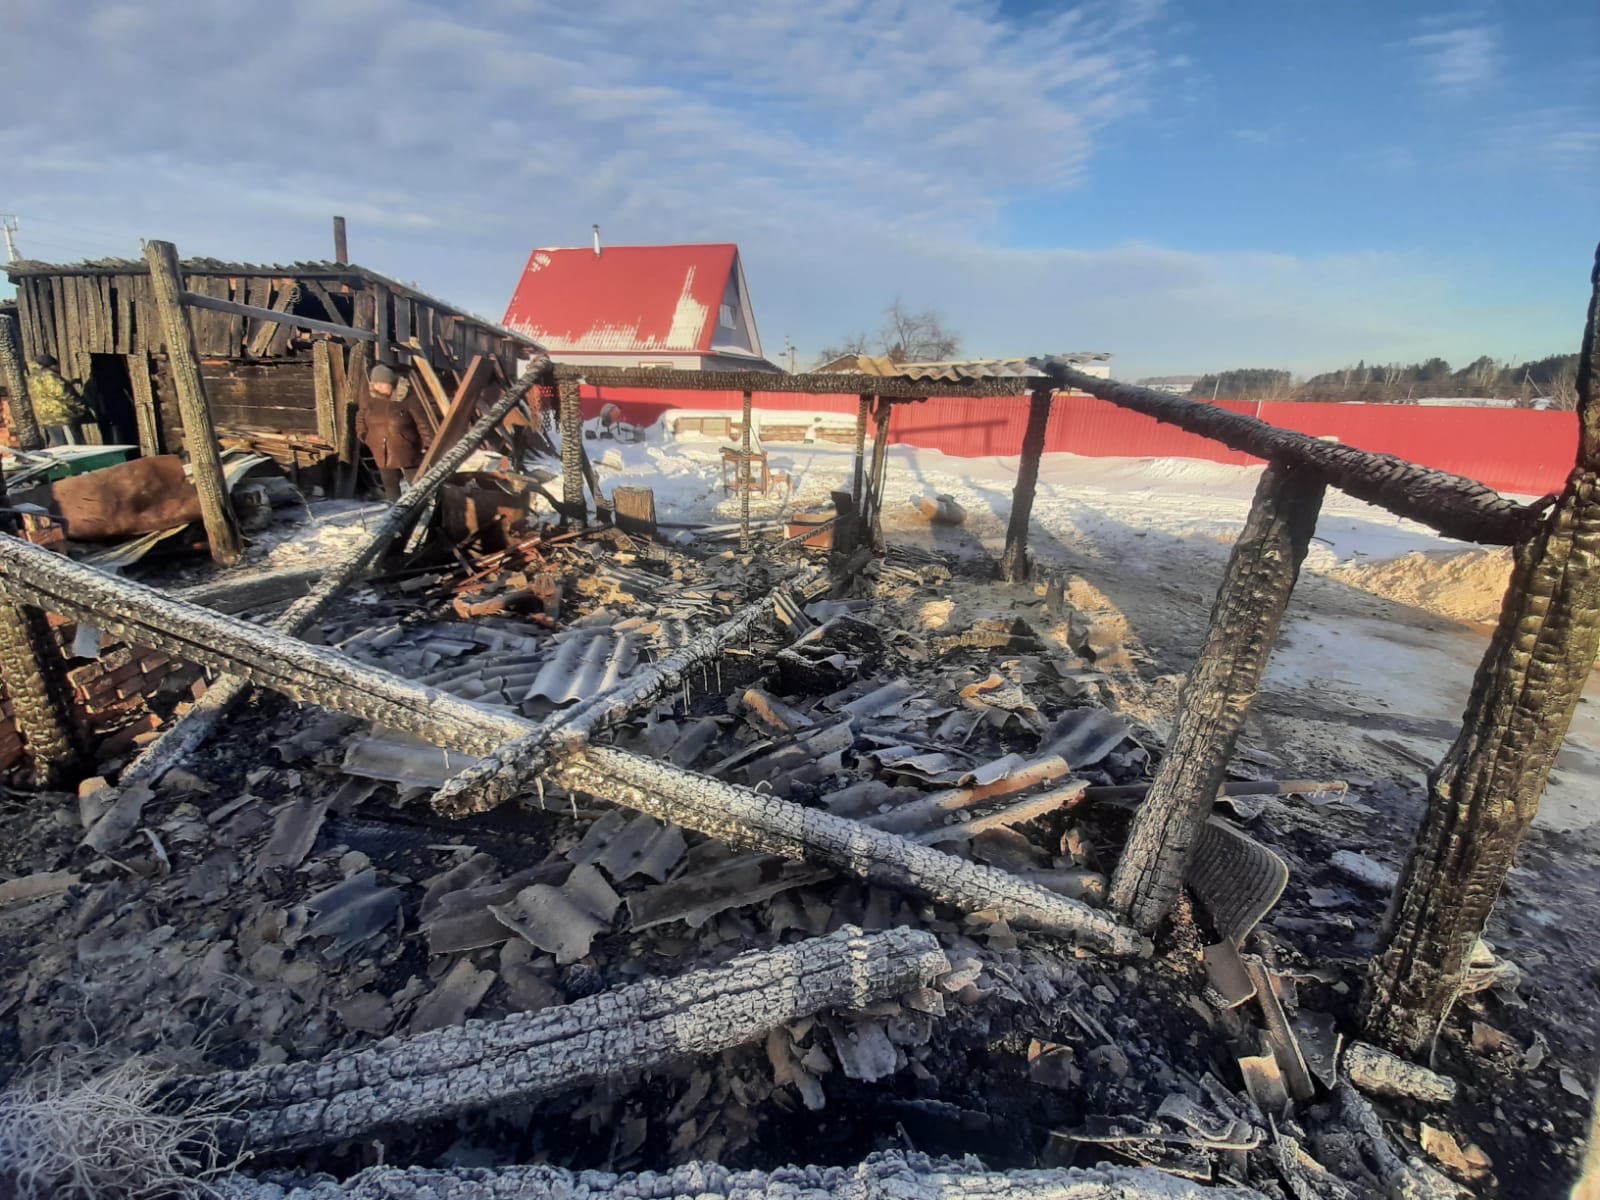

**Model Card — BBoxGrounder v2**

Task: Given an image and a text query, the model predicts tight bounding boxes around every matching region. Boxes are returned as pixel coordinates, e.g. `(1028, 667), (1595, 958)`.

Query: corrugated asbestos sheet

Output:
(526, 631), (641, 706)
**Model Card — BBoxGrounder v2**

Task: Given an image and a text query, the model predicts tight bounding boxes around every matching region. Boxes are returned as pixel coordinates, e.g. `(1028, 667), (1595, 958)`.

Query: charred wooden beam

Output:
(852, 393), (871, 502)
(553, 363), (1039, 400)
(181, 291), (378, 342)
(740, 389), (753, 553)
(1363, 246), (1600, 1056)
(170, 927), (947, 1152)
(0, 313), (45, 451)
(143, 240), (242, 566)
(553, 747), (1143, 954)
(1042, 361), (1537, 546)
(212, 1152), (1266, 1200)
(1000, 387), (1053, 583)
(118, 361), (547, 789)
(433, 573), (817, 816)
(332, 215), (348, 265)
(864, 398), (894, 552)
(0, 537), (1141, 953)
(559, 378), (584, 530)
(1108, 461), (1326, 932)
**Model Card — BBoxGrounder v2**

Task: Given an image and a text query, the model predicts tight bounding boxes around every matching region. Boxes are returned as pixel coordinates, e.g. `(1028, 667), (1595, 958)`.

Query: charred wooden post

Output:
(1363, 247), (1600, 1056)
(1043, 360), (1537, 546)
(0, 537), (1143, 954)
(168, 927), (947, 1153)
(1108, 461), (1326, 932)
(118, 362), (547, 789)
(332, 215), (349, 265)
(0, 604), (85, 786)
(852, 393), (871, 502)
(740, 388), (754, 553)
(0, 313), (45, 450)
(1000, 386), (1054, 583)
(865, 398), (895, 552)
(210, 1153), (1267, 1200)
(0, 476), (84, 785)
(432, 573), (818, 816)
(142, 240), (242, 566)
(559, 378), (584, 529)
(125, 354), (162, 457)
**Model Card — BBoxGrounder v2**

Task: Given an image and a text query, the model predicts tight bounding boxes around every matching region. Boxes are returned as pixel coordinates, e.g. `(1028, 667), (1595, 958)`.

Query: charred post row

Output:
(0, 536), (1145, 956)
(559, 378), (585, 531)
(1108, 460), (1326, 932)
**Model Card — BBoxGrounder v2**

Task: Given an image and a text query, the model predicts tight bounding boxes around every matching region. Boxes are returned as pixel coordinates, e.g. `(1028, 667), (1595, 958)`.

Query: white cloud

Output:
(1408, 21), (1498, 92)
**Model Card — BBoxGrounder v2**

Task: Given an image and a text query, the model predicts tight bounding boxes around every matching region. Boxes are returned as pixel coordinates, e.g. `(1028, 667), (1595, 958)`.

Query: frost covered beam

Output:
(432, 572), (818, 816)
(553, 363), (1040, 399)
(118, 361), (547, 789)
(214, 1151), (1268, 1200)
(169, 927), (948, 1152)
(1043, 363), (1539, 546)
(0, 538), (1143, 954)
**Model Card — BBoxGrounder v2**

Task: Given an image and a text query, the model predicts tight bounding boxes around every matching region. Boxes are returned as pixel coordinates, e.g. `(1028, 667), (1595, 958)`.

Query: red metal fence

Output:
(582, 386), (1578, 496)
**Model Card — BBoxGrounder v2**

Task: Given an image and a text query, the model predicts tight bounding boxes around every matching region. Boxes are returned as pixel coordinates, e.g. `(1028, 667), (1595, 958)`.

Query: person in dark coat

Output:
(356, 363), (423, 501)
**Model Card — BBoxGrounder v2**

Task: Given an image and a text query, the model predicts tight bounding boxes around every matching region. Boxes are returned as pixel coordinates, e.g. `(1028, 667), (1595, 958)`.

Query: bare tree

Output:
(1548, 362), (1580, 410)
(812, 331), (871, 369)
(879, 298), (960, 362)
(815, 300), (961, 369)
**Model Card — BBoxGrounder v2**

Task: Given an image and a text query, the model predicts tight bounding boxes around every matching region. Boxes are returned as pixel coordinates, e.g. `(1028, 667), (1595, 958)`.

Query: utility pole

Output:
(784, 336), (797, 374)
(2, 216), (19, 264)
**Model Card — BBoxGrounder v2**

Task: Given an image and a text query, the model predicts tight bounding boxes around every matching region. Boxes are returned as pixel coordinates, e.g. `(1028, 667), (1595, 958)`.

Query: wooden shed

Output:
(3, 257), (541, 475)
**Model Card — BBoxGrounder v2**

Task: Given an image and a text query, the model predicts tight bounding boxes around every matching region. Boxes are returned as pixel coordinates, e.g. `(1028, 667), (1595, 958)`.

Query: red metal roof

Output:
(503, 243), (741, 355)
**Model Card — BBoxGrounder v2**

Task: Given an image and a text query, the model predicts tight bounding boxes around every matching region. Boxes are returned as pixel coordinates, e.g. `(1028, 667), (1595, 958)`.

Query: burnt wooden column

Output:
(0, 473), (84, 785)
(851, 393), (871, 502)
(1364, 246), (1600, 1056)
(0, 314), (45, 451)
(865, 398), (895, 552)
(740, 389), (754, 553)
(143, 240), (242, 566)
(332, 215), (349, 265)
(1000, 387), (1054, 583)
(559, 379), (585, 530)
(1109, 460), (1326, 932)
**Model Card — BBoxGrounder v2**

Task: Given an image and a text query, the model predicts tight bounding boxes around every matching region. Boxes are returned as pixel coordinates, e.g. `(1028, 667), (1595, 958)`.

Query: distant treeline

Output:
(1191, 353), (1580, 408)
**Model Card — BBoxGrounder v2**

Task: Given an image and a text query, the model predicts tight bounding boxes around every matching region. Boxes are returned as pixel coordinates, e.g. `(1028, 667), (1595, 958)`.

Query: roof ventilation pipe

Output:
(593, 224), (602, 257)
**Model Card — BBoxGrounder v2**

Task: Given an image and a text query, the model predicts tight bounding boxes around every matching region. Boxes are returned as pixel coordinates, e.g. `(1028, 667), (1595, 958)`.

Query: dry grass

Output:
(0, 1058), (243, 1199)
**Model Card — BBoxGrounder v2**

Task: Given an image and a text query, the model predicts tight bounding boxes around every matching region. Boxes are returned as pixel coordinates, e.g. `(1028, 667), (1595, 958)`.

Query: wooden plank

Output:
(126, 353), (163, 457)
(328, 341), (350, 458)
(143, 240), (243, 565)
(188, 289), (375, 343)
(50, 277), (69, 374)
(410, 357), (453, 425)
(245, 283), (304, 357)
(16, 280), (42, 363)
(112, 276), (130, 354)
(312, 340), (338, 445)
(303, 279), (351, 327)
(375, 285), (392, 363)
(394, 294), (411, 347)
(78, 275), (100, 356)
(415, 303), (433, 358)
(412, 354), (503, 478)
(59, 274), (81, 380)
(339, 342), (370, 498)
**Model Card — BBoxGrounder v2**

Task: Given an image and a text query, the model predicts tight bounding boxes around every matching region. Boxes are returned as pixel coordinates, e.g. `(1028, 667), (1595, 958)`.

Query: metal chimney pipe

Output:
(592, 224), (602, 257)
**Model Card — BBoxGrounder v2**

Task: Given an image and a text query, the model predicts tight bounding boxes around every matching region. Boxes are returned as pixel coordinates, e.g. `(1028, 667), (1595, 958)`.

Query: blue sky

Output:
(2, 0), (1595, 377)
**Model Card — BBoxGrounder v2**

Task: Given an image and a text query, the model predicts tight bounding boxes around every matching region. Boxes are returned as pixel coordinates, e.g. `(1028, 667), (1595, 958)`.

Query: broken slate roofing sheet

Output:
(527, 631), (641, 705)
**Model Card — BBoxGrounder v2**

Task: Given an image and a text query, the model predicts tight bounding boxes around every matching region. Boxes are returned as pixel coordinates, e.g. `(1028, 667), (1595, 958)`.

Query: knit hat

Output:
(371, 364), (399, 387)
